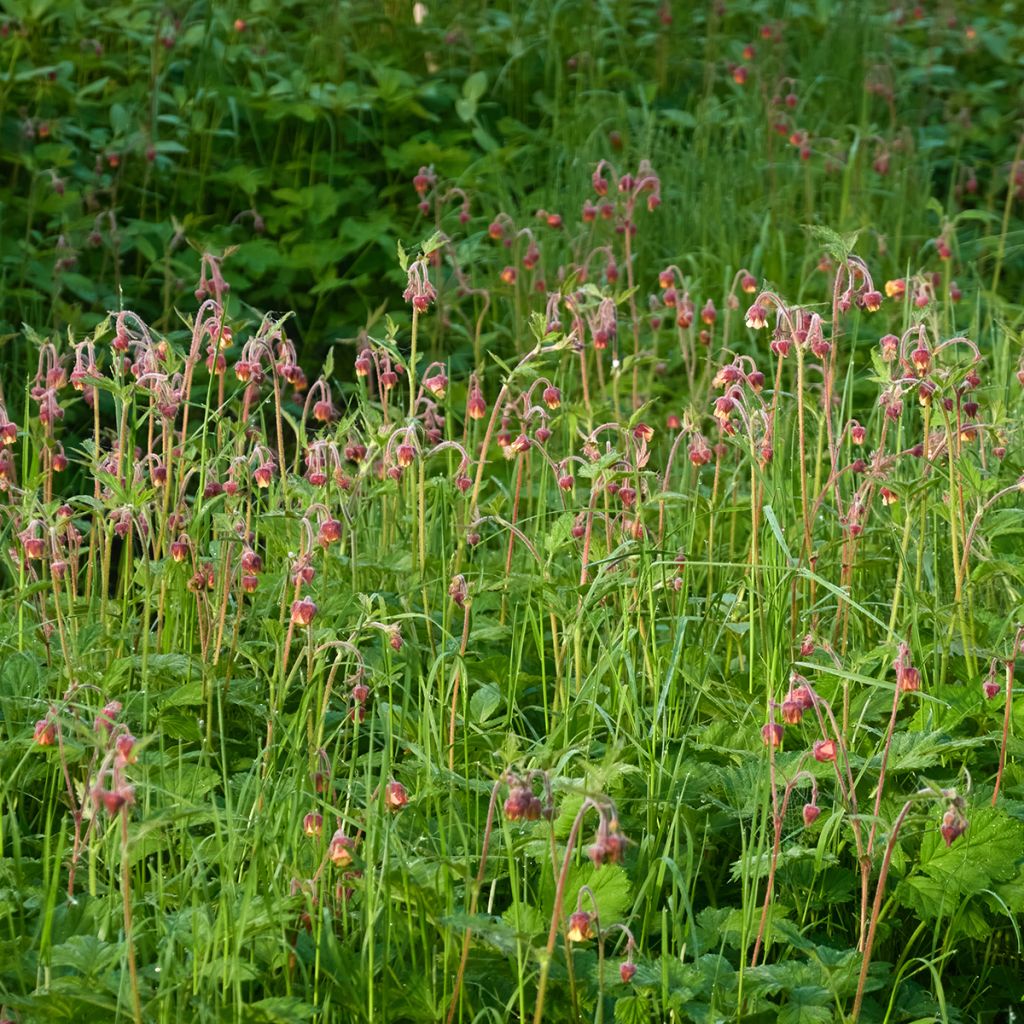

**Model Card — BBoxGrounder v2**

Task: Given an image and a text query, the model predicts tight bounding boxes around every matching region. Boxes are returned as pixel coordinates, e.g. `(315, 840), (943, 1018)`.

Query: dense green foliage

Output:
(2, 2), (1024, 1023)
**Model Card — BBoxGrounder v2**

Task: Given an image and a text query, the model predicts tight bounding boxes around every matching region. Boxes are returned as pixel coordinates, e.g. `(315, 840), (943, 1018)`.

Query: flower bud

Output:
(802, 803), (821, 827)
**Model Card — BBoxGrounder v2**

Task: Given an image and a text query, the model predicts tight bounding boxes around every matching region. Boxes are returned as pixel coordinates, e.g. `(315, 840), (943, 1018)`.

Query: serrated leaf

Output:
(469, 683), (501, 723)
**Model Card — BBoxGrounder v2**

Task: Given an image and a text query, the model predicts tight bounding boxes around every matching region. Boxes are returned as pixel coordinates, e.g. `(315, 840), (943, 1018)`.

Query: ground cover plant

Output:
(2, 1), (1024, 1022)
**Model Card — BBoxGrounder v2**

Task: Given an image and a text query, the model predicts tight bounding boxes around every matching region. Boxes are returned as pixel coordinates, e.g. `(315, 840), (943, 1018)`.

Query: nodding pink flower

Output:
(354, 350), (372, 377)
(319, 518), (342, 546)
(241, 548), (262, 573)
(303, 812), (323, 837)
(34, 717), (57, 746)
(802, 803), (821, 827)
(95, 701), (122, 736)
(423, 371), (448, 398)
(116, 733), (137, 765)
(541, 385), (561, 409)
(666, 412), (682, 430)
(800, 634), (815, 657)
(850, 420), (866, 445)
(582, 200), (597, 222)
(633, 423), (654, 443)
(19, 525), (46, 560)
(761, 722), (784, 748)
(291, 597), (317, 627)
(780, 699), (803, 725)
(897, 665), (920, 693)
(940, 805), (968, 846)
(385, 780), (409, 810)
(412, 165), (435, 196)
(701, 299), (717, 325)
(449, 574), (468, 607)
(713, 395), (735, 428)
(620, 960), (637, 984)
(396, 442), (416, 468)
(566, 911), (595, 942)
(813, 739), (837, 762)
(312, 399), (336, 423)
(910, 345), (931, 375)
(389, 626), (403, 651)
(879, 487), (898, 507)
(499, 265), (517, 285)
(253, 461), (275, 488)
(95, 786), (134, 816)
(328, 828), (355, 866)
(884, 278), (905, 298)
(740, 270), (758, 294)
(241, 575), (259, 594)
(861, 289), (883, 312)
(688, 435), (712, 467)
(170, 537), (189, 563)
(744, 303), (769, 329)
(467, 381), (487, 420)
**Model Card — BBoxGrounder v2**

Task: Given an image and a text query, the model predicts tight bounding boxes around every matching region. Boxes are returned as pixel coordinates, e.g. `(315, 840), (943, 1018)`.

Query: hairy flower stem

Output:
(852, 800), (914, 1022)
(120, 806), (143, 1024)
(992, 629), (1022, 804)
(448, 601), (472, 771)
(533, 799), (596, 1024)
(795, 345), (811, 564)
(408, 306), (420, 420)
(500, 454), (526, 625)
(446, 779), (503, 1024)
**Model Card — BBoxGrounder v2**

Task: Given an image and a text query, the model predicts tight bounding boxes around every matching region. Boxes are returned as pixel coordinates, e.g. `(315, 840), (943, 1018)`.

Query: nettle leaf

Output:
(541, 863), (632, 926)
(777, 987), (833, 1024)
(613, 993), (652, 1024)
(881, 730), (987, 772)
(441, 913), (526, 956)
(240, 997), (317, 1023)
(469, 683), (501, 723)
(47, 934), (119, 976)
(731, 845), (836, 883)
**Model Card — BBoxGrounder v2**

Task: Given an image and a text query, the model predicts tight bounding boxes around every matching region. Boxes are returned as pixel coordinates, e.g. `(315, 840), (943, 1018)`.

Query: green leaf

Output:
(240, 997), (317, 1023)
(614, 994), (650, 1024)
(463, 71), (487, 103)
(469, 683), (501, 723)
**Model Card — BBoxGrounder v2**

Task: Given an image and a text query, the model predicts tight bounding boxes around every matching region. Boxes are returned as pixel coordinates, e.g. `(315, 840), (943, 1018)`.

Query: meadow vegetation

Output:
(1, 1), (1024, 1021)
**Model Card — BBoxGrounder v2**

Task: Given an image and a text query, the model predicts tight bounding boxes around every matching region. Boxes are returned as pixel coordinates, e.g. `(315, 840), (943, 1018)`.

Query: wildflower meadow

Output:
(1, 1), (1023, 1022)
